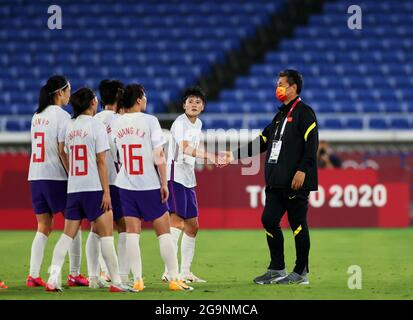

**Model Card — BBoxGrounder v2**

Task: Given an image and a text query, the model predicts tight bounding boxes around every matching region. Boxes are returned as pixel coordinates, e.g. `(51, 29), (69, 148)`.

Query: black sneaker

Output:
(276, 272), (309, 285)
(253, 269), (287, 285)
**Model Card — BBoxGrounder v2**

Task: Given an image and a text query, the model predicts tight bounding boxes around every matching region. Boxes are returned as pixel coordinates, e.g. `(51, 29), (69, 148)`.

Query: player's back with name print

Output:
(113, 112), (166, 191)
(28, 105), (70, 181)
(64, 115), (109, 193)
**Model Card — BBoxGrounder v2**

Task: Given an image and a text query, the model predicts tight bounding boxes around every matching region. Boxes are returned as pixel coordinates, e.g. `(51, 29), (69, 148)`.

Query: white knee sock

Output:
(118, 232), (130, 283)
(98, 247), (108, 276)
(181, 233), (196, 275)
(126, 233), (142, 282)
(69, 229), (82, 277)
(158, 233), (179, 281)
(29, 231), (48, 278)
(86, 232), (100, 278)
(164, 227), (182, 273)
(48, 233), (73, 286)
(100, 236), (121, 285)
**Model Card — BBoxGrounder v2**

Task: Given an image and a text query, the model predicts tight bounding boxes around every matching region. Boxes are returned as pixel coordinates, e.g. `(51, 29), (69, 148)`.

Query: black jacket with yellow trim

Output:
(233, 96), (319, 191)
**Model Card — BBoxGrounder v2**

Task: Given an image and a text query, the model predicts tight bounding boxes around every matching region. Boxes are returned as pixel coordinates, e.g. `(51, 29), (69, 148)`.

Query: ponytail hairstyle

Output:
(98, 79), (124, 108)
(116, 83), (145, 110)
(69, 87), (96, 119)
(37, 75), (69, 113)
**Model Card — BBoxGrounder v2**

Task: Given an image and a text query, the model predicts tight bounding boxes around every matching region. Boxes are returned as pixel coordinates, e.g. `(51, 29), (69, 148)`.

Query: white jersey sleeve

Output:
(57, 109), (71, 143)
(95, 121), (110, 154)
(149, 116), (167, 149)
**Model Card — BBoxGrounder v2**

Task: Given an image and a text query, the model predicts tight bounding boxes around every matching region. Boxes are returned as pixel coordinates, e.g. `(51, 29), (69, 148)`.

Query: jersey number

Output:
(70, 145), (88, 176)
(121, 144), (143, 175)
(32, 132), (45, 162)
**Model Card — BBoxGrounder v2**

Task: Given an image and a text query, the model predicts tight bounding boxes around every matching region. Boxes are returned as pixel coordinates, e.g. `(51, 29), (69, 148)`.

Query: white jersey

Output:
(64, 115), (110, 193)
(112, 112), (166, 191)
(28, 105), (71, 181)
(167, 113), (202, 188)
(94, 110), (120, 185)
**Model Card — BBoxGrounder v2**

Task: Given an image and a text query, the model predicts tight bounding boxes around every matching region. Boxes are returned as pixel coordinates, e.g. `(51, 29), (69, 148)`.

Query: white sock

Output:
(164, 227), (182, 274)
(48, 233), (73, 286)
(98, 246), (108, 276)
(29, 232), (48, 278)
(69, 229), (82, 277)
(181, 233), (196, 275)
(158, 233), (179, 281)
(86, 232), (100, 278)
(100, 236), (121, 285)
(118, 232), (130, 283)
(126, 233), (142, 282)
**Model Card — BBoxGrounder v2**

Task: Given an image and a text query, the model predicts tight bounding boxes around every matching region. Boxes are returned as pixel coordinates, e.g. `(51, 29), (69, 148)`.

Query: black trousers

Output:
(261, 186), (310, 274)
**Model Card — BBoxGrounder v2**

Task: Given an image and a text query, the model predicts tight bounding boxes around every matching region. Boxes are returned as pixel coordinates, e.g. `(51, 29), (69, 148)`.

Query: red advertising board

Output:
(0, 154), (410, 229)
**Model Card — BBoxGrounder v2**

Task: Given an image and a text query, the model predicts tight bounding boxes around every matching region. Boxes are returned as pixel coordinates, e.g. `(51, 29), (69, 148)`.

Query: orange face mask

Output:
(276, 86), (287, 102)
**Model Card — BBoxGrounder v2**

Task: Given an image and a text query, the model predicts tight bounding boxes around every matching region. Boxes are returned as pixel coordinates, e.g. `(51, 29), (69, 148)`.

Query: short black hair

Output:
(116, 83), (145, 110)
(70, 87), (96, 119)
(278, 69), (303, 94)
(183, 86), (206, 104)
(98, 79), (124, 106)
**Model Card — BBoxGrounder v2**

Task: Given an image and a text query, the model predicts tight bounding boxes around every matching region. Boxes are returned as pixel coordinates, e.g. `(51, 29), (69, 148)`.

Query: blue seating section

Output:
(204, 0), (413, 130)
(0, 0), (283, 126)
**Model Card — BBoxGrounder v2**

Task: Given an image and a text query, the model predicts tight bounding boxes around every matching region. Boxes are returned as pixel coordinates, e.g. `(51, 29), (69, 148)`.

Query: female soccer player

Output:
(163, 86), (216, 283)
(45, 88), (132, 292)
(88, 79), (130, 287)
(113, 84), (193, 291)
(27, 75), (88, 288)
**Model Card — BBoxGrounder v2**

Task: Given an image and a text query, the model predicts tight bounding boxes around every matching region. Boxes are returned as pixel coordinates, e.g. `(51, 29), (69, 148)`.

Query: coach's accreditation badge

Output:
(268, 140), (282, 164)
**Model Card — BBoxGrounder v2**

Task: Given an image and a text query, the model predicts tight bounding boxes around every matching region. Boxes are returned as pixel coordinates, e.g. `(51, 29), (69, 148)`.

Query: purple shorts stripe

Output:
(30, 180), (67, 214)
(119, 188), (168, 222)
(110, 185), (123, 222)
(167, 180), (198, 219)
(65, 191), (104, 222)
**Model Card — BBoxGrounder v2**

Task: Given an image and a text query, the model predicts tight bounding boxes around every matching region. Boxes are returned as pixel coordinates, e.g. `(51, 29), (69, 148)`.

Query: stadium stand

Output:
(206, 0), (413, 129)
(0, 0), (284, 131)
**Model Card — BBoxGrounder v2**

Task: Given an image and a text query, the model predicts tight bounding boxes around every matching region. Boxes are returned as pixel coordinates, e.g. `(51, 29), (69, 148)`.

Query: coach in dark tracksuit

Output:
(230, 69), (318, 285)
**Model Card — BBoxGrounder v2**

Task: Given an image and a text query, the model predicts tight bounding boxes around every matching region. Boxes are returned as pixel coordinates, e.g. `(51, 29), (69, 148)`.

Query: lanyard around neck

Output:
(278, 97), (301, 140)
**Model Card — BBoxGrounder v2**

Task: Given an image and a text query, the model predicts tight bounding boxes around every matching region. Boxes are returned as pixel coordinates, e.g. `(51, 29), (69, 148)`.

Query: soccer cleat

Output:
(181, 272), (207, 283)
(169, 280), (194, 291)
(132, 279), (145, 292)
(100, 271), (111, 282)
(89, 277), (110, 289)
(161, 272), (170, 282)
(67, 274), (89, 287)
(109, 284), (137, 293)
(0, 281), (8, 289)
(275, 272), (309, 285)
(45, 283), (62, 292)
(253, 269), (287, 285)
(26, 276), (46, 287)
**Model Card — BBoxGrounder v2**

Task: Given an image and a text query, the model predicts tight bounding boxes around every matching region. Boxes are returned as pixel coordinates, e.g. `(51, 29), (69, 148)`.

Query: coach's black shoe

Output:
(276, 272), (309, 285)
(253, 269), (287, 285)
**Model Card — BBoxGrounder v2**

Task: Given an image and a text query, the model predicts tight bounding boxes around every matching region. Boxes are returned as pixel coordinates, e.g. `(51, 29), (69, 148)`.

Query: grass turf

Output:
(0, 229), (412, 300)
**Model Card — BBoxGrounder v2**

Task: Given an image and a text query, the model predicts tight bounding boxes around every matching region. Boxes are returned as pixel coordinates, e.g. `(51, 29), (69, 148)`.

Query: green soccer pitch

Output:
(0, 229), (412, 300)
